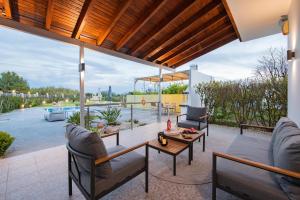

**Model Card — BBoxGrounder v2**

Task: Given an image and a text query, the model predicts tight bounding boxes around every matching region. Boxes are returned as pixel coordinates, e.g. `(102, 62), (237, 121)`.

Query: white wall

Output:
(288, 0), (300, 126)
(188, 67), (213, 107)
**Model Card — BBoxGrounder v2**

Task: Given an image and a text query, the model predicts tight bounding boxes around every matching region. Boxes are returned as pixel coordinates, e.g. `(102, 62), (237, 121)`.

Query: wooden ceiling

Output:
(0, 0), (238, 69)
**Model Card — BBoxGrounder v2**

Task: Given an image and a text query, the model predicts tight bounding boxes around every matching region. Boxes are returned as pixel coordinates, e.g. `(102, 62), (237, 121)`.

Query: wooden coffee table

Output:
(147, 139), (189, 176)
(164, 131), (205, 165)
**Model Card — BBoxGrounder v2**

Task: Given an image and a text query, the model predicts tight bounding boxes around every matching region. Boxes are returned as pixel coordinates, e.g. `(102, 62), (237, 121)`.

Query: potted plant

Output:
(97, 107), (121, 135)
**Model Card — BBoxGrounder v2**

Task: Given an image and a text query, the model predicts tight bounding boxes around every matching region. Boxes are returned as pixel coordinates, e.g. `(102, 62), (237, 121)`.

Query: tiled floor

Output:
(0, 123), (270, 200)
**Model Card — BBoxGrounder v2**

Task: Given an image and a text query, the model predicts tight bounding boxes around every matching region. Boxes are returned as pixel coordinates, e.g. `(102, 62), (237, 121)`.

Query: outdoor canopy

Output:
(0, 0), (238, 70)
(135, 70), (189, 83)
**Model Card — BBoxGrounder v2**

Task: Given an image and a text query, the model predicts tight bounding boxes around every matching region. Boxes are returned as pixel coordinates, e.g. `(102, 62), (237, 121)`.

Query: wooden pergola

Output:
(0, 0), (238, 69)
(0, 0), (239, 125)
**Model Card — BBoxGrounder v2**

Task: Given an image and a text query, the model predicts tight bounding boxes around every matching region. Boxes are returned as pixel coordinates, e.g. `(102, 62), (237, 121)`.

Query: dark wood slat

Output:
(151, 13), (227, 62)
(95, 142), (148, 165)
(221, 0), (241, 41)
(115, 0), (168, 50)
(129, 0), (196, 55)
(96, 0), (132, 46)
(45, 0), (55, 30)
(163, 24), (233, 64)
(3, 0), (12, 19)
(173, 33), (236, 67)
(71, 0), (95, 39)
(142, 1), (221, 59)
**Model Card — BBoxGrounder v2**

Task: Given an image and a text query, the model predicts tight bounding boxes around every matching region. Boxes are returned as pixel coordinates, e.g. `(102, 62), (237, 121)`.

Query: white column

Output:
(79, 43), (85, 127)
(288, 0), (300, 126)
(157, 68), (162, 122)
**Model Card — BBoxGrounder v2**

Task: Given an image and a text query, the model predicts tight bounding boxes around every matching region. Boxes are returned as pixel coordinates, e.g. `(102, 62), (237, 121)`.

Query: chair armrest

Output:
(199, 114), (209, 120)
(177, 113), (187, 117)
(213, 152), (300, 179)
(101, 131), (119, 138)
(95, 142), (148, 166)
(240, 124), (274, 134)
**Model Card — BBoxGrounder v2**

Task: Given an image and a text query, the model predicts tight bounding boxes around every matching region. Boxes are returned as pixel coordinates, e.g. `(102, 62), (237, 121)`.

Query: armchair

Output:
(66, 124), (148, 200)
(176, 106), (209, 136)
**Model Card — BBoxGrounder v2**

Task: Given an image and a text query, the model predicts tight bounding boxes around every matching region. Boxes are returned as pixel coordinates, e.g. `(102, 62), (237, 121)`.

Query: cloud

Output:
(0, 26), (287, 93)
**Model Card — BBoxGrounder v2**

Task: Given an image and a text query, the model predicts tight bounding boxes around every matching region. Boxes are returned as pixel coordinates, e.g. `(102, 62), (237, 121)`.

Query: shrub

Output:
(0, 131), (15, 156)
(67, 111), (80, 125)
(67, 111), (96, 128)
(97, 107), (121, 125)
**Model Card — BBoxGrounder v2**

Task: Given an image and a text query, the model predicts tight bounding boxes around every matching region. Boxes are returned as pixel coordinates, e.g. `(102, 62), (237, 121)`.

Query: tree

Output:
(0, 71), (29, 92)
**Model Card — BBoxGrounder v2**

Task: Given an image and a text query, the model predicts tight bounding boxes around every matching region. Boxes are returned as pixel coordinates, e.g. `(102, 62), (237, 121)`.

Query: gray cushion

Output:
(177, 120), (207, 130)
(217, 135), (288, 200)
(72, 145), (145, 196)
(269, 117), (298, 165)
(186, 106), (206, 121)
(66, 124), (112, 178)
(274, 127), (300, 200)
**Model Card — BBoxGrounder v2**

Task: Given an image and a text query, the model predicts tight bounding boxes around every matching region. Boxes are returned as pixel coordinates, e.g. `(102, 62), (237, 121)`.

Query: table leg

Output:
(203, 135), (205, 152)
(188, 144), (191, 165)
(191, 143), (194, 160)
(173, 156), (176, 176)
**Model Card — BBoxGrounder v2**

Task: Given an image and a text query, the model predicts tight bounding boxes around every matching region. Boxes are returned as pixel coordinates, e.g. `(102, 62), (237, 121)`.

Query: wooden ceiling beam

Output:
(142, 1), (221, 59)
(149, 13), (227, 62)
(2, 0), (12, 19)
(172, 33), (236, 67)
(162, 23), (233, 64)
(129, 0), (196, 55)
(221, 0), (241, 41)
(45, 0), (55, 30)
(115, 0), (168, 50)
(97, 0), (132, 46)
(72, 0), (95, 39)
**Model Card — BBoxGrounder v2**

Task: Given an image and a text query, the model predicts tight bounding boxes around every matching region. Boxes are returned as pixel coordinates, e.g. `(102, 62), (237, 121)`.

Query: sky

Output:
(0, 27), (287, 93)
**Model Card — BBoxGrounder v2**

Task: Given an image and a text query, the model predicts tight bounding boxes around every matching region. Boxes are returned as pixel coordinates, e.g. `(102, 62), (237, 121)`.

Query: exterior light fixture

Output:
(287, 50), (295, 61)
(279, 15), (289, 35)
(79, 63), (85, 72)
(1, 7), (5, 16)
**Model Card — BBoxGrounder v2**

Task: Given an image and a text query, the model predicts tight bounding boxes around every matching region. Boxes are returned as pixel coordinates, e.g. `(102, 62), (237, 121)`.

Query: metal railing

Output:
(85, 101), (160, 130)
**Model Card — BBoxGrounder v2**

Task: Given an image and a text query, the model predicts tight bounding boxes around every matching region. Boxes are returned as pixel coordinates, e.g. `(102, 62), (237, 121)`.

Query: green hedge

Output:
(0, 131), (15, 156)
(196, 78), (287, 127)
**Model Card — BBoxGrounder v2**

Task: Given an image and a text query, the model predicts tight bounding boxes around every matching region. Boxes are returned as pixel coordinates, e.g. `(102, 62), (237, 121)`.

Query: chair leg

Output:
(207, 125), (209, 136)
(212, 154), (217, 200)
(68, 175), (72, 196)
(145, 145), (149, 193)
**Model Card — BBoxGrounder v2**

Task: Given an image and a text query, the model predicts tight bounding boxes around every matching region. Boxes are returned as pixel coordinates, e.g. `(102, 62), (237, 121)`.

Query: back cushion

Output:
(274, 130), (300, 199)
(66, 124), (112, 178)
(269, 117), (298, 165)
(186, 106), (206, 121)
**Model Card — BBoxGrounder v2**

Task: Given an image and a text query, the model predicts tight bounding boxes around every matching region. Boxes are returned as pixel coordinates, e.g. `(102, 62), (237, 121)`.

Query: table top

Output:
(164, 130), (204, 144)
(148, 139), (189, 155)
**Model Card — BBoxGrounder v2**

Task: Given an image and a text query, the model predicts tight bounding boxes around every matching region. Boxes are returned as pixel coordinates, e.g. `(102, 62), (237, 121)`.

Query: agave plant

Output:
(97, 107), (121, 126)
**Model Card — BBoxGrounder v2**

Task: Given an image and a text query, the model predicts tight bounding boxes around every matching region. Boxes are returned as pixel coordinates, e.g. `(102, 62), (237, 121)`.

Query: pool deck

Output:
(0, 107), (174, 157)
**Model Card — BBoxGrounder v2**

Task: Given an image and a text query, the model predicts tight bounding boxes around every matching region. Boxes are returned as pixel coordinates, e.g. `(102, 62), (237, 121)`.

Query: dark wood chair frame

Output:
(176, 113), (210, 136)
(212, 124), (300, 200)
(240, 124), (274, 135)
(67, 140), (149, 200)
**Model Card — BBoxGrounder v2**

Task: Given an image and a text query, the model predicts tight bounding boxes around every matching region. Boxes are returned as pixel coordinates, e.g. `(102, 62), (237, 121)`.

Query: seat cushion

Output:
(217, 135), (288, 200)
(66, 124), (112, 178)
(177, 120), (207, 130)
(186, 106), (206, 121)
(75, 145), (145, 196)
